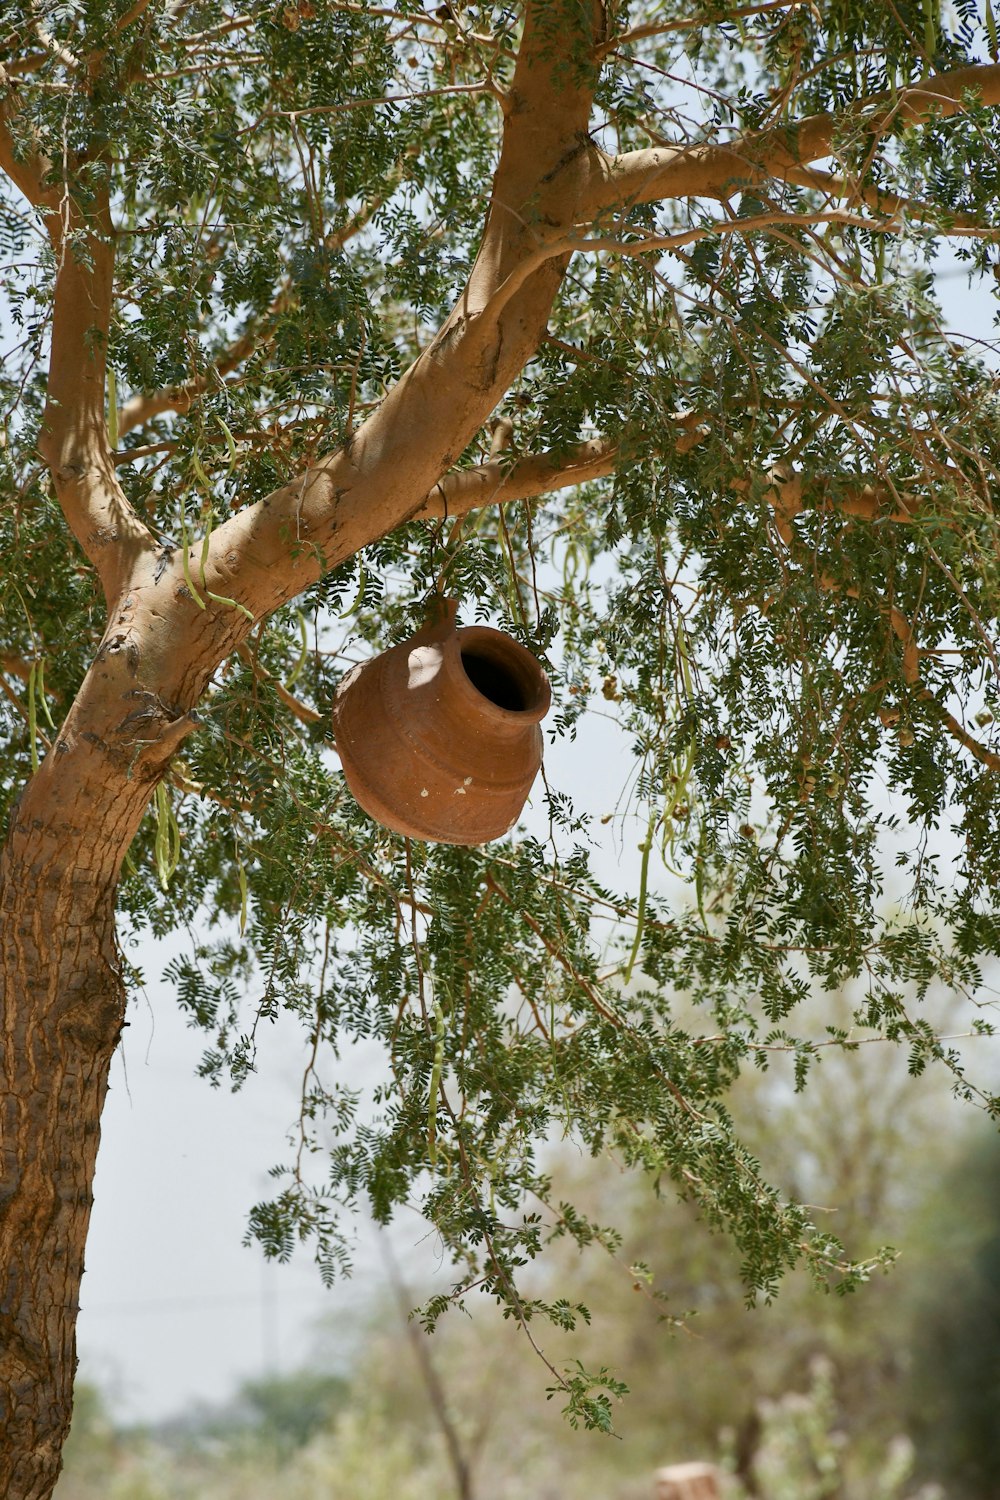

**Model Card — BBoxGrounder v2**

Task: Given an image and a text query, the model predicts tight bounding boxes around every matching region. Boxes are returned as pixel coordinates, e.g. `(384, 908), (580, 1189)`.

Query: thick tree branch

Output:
(37, 198), (158, 603)
(926, 700), (1000, 772)
(417, 435), (926, 531)
(581, 61), (1000, 213)
(416, 438), (619, 519)
(632, 117), (996, 235)
(413, 413), (709, 521)
(0, 88), (59, 210)
(754, 468), (920, 533)
(113, 0), (155, 35)
(172, 0), (608, 636)
(1, 81), (158, 602)
(115, 323), (264, 437)
(1, 53), (52, 78)
(408, 422), (938, 535)
(26, 17), (81, 74)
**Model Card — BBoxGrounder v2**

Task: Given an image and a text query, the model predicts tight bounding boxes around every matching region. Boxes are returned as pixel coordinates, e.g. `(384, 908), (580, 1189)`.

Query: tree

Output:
(2, 1), (1000, 1494)
(353, 988), (961, 1498)
(904, 1126), (1000, 1497)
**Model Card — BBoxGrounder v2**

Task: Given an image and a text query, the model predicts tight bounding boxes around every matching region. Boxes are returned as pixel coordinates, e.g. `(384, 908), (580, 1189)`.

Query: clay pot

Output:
(333, 601), (551, 845)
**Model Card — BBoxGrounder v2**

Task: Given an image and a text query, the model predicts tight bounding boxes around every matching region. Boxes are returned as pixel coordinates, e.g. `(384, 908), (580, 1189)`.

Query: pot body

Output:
(333, 615), (551, 845)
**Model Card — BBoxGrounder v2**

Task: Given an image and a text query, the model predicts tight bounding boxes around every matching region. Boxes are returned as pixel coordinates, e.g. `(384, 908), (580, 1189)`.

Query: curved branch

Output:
(1, 53), (53, 78)
(751, 468), (920, 533)
(37, 198), (158, 603)
(2, 82), (158, 601)
(115, 323), (263, 437)
(414, 413), (709, 521)
(113, 0), (155, 35)
(176, 0), (608, 633)
(27, 19), (80, 74)
(417, 438), (619, 519)
(0, 88), (59, 210)
(403, 429), (935, 531)
(926, 699), (1000, 771)
(631, 117), (998, 234)
(581, 61), (1000, 213)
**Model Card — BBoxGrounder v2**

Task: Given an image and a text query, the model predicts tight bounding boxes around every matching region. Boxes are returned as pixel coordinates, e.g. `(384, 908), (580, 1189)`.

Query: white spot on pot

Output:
(420, 788), (429, 797)
(407, 645), (444, 690)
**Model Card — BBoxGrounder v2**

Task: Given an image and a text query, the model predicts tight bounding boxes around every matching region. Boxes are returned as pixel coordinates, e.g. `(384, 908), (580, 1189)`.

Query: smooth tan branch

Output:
(582, 61), (1000, 213)
(597, 1), (815, 56)
(37, 204), (159, 602)
(417, 438), (619, 520)
(0, 94), (59, 211)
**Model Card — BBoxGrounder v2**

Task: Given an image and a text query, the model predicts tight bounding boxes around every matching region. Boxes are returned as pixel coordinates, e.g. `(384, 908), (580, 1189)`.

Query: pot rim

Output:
(441, 624), (551, 725)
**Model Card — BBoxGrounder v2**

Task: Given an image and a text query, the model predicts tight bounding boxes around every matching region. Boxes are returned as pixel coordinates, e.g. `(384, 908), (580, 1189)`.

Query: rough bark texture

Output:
(0, 833), (124, 1496)
(0, 591), (207, 1494)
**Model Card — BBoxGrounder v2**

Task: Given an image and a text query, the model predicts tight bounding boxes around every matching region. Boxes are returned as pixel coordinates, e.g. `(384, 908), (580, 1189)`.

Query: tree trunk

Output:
(0, 595), (204, 1499)
(0, 834), (124, 1499)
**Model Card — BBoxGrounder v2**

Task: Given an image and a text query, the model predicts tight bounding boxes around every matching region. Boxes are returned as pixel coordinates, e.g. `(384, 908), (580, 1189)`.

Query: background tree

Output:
(904, 1126), (1000, 1497)
(351, 987), (962, 1499)
(50, 1020), (966, 1500)
(3, 2), (1000, 1497)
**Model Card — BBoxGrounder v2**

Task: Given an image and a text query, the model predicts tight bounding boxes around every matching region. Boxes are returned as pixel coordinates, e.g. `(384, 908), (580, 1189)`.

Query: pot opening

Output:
(460, 650), (527, 712)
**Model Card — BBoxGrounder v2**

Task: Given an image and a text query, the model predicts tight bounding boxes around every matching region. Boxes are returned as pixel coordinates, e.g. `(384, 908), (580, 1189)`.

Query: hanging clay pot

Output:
(333, 599), (551, 845)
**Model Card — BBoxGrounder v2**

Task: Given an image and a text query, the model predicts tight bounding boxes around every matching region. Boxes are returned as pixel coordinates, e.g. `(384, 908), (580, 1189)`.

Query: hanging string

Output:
(422, 417), (542, 625)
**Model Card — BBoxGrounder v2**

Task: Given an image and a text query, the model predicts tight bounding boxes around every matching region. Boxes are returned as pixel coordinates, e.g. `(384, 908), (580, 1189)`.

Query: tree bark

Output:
(0, 836), (124, 1498)
(0, 588), (204, 1498)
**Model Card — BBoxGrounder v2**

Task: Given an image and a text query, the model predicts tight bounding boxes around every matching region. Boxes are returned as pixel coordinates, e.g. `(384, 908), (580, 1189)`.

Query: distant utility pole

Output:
(260, 1260), (279, 1377)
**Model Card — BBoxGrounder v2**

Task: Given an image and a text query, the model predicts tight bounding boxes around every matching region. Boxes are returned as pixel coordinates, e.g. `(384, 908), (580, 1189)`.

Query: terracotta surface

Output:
(333, 602), (551, 844)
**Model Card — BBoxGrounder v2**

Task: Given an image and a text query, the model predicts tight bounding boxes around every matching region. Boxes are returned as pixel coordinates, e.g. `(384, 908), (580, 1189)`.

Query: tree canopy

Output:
(2, 1), (1000, 1491)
